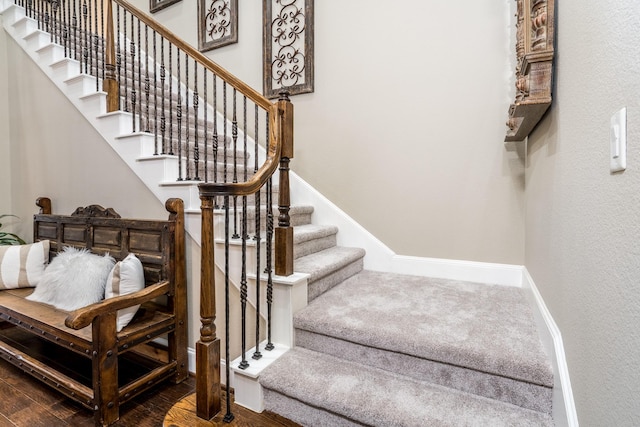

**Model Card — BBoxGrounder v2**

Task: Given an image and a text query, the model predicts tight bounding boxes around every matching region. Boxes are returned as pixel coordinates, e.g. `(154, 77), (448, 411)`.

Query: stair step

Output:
(260, 347), (554, 427)
(291, 270), (554, 413)
(293, 224), (338, 259)
(294, 246), (365, 301)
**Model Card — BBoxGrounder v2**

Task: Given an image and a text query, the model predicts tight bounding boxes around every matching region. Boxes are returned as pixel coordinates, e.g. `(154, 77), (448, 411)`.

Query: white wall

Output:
(525, 0), (640, 425)
(0, 26), (11, 215)
(131, 0), (524, 265)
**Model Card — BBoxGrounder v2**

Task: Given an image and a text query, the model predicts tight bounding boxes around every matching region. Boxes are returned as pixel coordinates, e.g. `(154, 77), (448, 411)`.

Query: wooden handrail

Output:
(110, 0), (272, 111)
(198, 104), (282, 197)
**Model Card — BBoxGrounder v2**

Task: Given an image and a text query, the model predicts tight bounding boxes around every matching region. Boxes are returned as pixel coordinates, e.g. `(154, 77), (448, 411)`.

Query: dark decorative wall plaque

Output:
(150, 0), (181, 14)
(263, 0), (314, 99)
(198, 0), (238, 52)
(505, 0), (555, 141)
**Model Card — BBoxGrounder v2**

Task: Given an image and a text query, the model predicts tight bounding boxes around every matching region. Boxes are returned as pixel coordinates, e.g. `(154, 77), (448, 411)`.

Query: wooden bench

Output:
(0, 197), (188, 426)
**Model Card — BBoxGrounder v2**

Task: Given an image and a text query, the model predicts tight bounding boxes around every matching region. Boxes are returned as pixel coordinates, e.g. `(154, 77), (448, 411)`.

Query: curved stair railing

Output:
(12, 0), (294, 422)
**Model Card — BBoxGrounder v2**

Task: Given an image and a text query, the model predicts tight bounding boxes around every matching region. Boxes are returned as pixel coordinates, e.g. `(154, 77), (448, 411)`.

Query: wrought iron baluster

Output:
(144, 24), (150, 133)
(81, 0), (88, 73)
(62, 0), (68, 57)
(238, 189), (249, 370)
(45, 0), (50, 41)
(122, 10), (128, 111)
(185, 55), (191, 180)
(265, 174), (275, 351)
(72, 0), (77, 60)
(203, 68), (208, 182)
(223, 82), (227, 186)
(168, 43), (174, 155)
(193, 60), (200, 180)
(213, 74), (218, 185)
(177, 49), (183, 180)
(93, 0), (99, 88)
(136, 17), (142, 132)
(232, 89), (239, 239)
(116, 5), (122, 110)
(100, 0), (104, 82)
(35, 0), (40, 30)
(152, 29), (157, 151)
(53, 0), (59, 45)
(223, 196), (235, 423)
(87, 0), (92, 77)
(130, 14), (136, 131)
(160, 37), (166, 154)
(253, 179), (262, 360)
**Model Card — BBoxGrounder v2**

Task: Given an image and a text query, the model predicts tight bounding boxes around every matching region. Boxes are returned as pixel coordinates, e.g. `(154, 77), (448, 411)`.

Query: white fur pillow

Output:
(27, 246), (115, 311)
(0, 240), (50, 289)
(105, 253), (145, 332)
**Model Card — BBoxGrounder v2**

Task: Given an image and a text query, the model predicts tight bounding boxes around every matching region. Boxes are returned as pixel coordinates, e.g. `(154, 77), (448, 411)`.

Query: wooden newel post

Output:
(196, 195), (222, 420)
(104, 0), (119, 112)
(275, 92), (294, 276)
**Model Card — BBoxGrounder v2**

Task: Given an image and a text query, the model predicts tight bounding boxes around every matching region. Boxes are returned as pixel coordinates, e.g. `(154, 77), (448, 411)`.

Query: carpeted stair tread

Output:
(259, 347), (554, 427)
(294, 270), (553, 389)
(293, 224), (338, 244)
(293, 224), (338, 259)
(294, 246), (366, 284)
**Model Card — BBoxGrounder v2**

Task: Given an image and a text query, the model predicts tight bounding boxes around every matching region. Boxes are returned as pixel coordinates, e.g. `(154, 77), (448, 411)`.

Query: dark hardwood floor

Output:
(0, 358), (299, 427)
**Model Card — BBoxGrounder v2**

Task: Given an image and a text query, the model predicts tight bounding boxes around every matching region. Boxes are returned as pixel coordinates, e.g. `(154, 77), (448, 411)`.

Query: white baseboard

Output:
(390, 255), (524, 287)
(522, 268), (579, 427)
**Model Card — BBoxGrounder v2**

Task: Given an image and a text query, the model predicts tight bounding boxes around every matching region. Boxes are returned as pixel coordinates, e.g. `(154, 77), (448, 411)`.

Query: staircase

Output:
(260, 272), (554, 426)
(1, 2), (556, 425)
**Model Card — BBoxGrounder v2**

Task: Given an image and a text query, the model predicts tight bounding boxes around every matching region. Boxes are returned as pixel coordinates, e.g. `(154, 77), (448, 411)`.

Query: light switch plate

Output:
(610, 107), (627, 173)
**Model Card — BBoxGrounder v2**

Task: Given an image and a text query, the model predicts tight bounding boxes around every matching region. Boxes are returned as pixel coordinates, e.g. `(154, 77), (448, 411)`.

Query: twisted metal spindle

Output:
(238, 191), (249, 370)
(223, 82), (228, 185)
(213, 74), (218, 188)
(253, 182), (262, 360)
(152, 29), (158, 152)
(177, 49), (183, 180)
(136, 18), (142, 132)
(130, 20), (137, 131)
(232, 89), (239, 239)
(223, 197), (235, 423)
(122, 11), (128, 112)
(81, 0), (88, 73)
(93, 0), (99, 89)
(168, 44), (174, 155)
(100, 0), (104, 83)
(265, 174), (275, 351)
(160, 38), (166, 154)
(116, 6), (122, 110)
(184, 56), (191, 180)
(62, 0), (68, 57)
(203, 68), (209, 182)
(144, 24), (150, 133)
(193, 61), (201, 181)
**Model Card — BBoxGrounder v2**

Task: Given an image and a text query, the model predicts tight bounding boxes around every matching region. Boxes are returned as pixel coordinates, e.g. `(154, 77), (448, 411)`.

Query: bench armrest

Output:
(65, 281), (171, 330)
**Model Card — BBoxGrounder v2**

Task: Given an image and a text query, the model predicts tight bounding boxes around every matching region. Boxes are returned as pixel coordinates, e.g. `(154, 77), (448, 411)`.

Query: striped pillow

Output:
(105, 253), (145, 331)
(0, 241), (50, 289)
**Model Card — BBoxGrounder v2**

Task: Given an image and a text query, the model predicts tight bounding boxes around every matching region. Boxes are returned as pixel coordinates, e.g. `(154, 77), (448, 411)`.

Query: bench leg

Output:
(92, 313), (119, 426)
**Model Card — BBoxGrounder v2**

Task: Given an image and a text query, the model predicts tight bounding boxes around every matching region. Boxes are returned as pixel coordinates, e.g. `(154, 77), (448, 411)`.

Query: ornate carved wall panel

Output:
(263, 0), (314, 99)
(198, 0), (238, 51)
(505, 0), (555, 142)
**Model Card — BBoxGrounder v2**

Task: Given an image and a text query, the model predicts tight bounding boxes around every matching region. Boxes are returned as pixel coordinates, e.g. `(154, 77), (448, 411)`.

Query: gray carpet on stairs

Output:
(260, 270), (555, 425)
(260, 347), (554, 427)
(294, 271), (553, 388)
